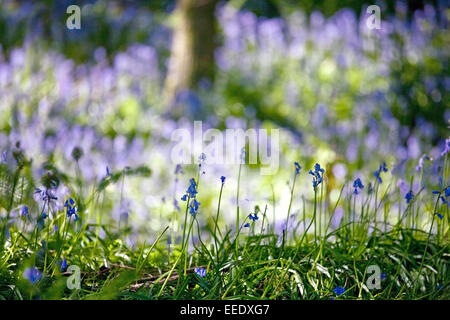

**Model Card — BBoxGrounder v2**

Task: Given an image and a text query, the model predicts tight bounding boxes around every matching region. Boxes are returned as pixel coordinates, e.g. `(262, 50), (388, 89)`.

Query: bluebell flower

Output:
(60, 258), (68, 272)
(106, 166), (111, 176)
(294, 162), (301, 175)
(221, 176), (226, 183)
(1, 151), (6, 164)
(20, 205), (29, 219)
(244, 223), (250, 228)
(186, 178), (198, 198)
(198, 153), (206, 163)
(380, 272), (386, 280)
(64, 198), (78, 218)
(353, 178), (364, 195)
(405, 190), (414, 204)
(194, 267), (207, 278)
(180, 194), (187, 201)
(248, 213), (258, 221)
(23, 267), (42, 284)
(332, 286), (345, 296)
(435, 213), (443, 220)
(309, 163), (324, 190)
(189, 199), (201, 216)
(374, 162), (388, 183)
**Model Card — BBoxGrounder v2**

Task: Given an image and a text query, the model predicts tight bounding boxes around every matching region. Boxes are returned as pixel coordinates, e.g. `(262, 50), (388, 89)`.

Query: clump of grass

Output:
(0, 145), (448, 300)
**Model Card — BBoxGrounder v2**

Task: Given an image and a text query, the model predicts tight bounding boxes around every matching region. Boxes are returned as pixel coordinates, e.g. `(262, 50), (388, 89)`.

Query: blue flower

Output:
(294, 162), (301, 175)
(106, 166), (111, 176)
(309, 163), (324, 190)
(221, 176), (226, 183)
(244, 223), (250, 228)
(435, 213), (443, 220)
(23, 267), (42, 284)
(181, 194), (187, 201)
(186, 178), (198, 198)
(380, 272), (386, 280)
(1, 151), (6, 164)
(332, 286), (345, 296)
(189, 199), (201, 216)
(60, 258), (68, 271)
(405, 190), (414, 204)
(64, 198), (78, 218)
(194, 267), (207, 278)
(20, 205), (29, 219)
(353, 178), (364, 195)
(374, 162), (388, 183)
(248, 213), (258, 221)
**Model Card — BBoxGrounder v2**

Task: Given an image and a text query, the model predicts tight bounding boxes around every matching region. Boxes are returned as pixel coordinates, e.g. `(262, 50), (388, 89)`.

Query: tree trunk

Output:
(164, 0), (217, 105)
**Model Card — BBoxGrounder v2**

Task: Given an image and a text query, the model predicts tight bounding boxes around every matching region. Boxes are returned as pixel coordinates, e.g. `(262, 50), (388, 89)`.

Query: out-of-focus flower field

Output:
(0, 0), (448, 300)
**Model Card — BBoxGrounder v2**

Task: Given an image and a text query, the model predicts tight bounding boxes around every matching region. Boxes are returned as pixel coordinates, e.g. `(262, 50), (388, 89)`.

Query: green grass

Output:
(0, 152), (448, 300)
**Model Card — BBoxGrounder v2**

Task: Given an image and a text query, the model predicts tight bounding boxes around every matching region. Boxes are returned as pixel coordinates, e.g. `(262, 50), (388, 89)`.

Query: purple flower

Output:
(23, 267), (42, 284)
(248, 213), (258, 221)
(194, 267), (207, 278)
(220, 176), (226, 183)
(20, 205), (29, 219)
(244, 223), (250, 228)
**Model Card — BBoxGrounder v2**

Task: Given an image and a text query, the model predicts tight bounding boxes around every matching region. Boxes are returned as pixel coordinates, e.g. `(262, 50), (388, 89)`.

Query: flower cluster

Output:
(64, 198), (79, 221)
(189, 199), (201, 216)
(181, 178), (198, 201)
(181, 178), (201, 216)
(353, 178), (364, 195)
(374, 162), (388, 183)
(309, 163), (324, 190)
